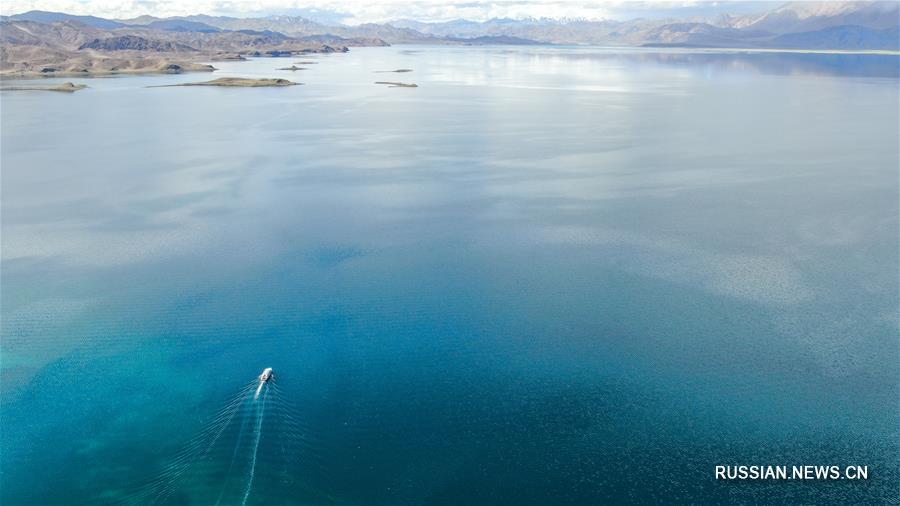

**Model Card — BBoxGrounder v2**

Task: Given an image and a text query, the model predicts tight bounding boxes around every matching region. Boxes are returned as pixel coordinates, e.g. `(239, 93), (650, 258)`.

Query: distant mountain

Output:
(389, 1), (899, 49)
(393, 18), (518, 38)
(0, 20), (104, 49)
(640, 22), (774, 47)
(330, 23), (440, 44)
(118, 15), (159, 25)
(4, 2), (900, 51)
(8, 10), (125, 29)
(445, 35), (542, 45)
(725, 1), (900, 33)
(235, 29), (291, 39)
(296, 33), (390, 47)
(770, 25), (900, 50)
(172, 14), (331, 37)
(143, 20), (221, 33)
(78, 35), (197, 52)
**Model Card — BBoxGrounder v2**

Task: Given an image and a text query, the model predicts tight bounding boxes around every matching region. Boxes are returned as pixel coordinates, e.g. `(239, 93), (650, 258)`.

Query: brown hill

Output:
(78, 35), (197, 51)
(0, 18), (385, 77)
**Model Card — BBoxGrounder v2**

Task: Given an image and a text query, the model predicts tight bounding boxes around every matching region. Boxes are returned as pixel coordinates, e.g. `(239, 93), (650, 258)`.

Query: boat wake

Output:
(241, 383), (266, 506)
(117, 369), (323, 505)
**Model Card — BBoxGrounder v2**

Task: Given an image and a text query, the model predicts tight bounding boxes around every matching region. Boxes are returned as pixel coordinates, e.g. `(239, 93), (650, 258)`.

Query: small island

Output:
(2, 60), (216, 78)
(376, 69), (413, 73)
(277, 65), (307, 71)
(149, 77), (301, 88)
(209, 54), (247, 61)
(295, 61), (319, 65)
(0, 82), (87, 92)
(375, 81), (418, 88)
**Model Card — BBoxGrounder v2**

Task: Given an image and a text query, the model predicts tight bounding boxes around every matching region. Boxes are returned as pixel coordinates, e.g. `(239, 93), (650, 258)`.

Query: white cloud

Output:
(1, 0), (783, 24)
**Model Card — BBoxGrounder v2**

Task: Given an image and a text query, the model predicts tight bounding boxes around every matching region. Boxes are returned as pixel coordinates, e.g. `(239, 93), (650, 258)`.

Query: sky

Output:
(0, 0), (796, 25)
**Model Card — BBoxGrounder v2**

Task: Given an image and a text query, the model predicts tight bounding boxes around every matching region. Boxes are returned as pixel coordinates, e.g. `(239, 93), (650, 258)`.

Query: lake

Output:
(1, 45), (898, 504)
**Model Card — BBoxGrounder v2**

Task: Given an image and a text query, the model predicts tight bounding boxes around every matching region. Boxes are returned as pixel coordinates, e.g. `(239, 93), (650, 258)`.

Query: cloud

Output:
(1, 0), (779, 24)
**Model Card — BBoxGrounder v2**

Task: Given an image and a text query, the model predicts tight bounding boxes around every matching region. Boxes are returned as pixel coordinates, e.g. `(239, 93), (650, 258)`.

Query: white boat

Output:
(255, 367), (273, 400)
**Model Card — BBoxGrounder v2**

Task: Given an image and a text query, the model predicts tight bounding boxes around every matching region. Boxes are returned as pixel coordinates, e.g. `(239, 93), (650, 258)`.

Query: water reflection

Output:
(472, 46), (900, 78)
(624, 50), (900, 78)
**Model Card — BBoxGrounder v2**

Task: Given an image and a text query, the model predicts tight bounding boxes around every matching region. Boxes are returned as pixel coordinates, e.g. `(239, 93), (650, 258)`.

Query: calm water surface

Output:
(1, 46), (898, 504)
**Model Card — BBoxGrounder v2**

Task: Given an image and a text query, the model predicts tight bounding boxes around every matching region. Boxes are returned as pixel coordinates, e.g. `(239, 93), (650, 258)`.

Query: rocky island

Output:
(149, 77), (301, 87)
(0, 81), (87, 92)
(375, 81), (418, 88)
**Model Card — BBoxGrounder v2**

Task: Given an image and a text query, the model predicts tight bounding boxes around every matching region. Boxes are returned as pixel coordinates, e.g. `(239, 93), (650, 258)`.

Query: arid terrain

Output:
(0, 16), (379, 77)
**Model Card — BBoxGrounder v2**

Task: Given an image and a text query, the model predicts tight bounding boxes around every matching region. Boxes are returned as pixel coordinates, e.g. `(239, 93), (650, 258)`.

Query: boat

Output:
(255, 367), (273, 400)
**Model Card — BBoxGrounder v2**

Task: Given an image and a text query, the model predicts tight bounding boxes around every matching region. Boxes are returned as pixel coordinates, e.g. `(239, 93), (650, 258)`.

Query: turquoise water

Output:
(1, 46), (898, 504)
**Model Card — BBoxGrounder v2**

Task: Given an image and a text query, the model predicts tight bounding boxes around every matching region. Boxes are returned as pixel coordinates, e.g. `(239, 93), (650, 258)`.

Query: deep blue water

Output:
(1, 46), (898, 504)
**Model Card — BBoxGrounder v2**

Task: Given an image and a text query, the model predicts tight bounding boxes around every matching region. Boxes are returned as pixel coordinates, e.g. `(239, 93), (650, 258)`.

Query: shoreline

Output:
(0, 46), (350, 79)
(0, 63), (217, 79)
(392, 42), (900, 56)
(4, 45), (895, 80)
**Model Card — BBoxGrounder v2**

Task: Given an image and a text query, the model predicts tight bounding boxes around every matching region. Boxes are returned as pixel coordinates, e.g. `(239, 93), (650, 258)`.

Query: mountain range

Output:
(4, 1), (899, 50)
(389, 2), (899, 49)
(3, 1), (900, 50)
(1, 2), (897, 77)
